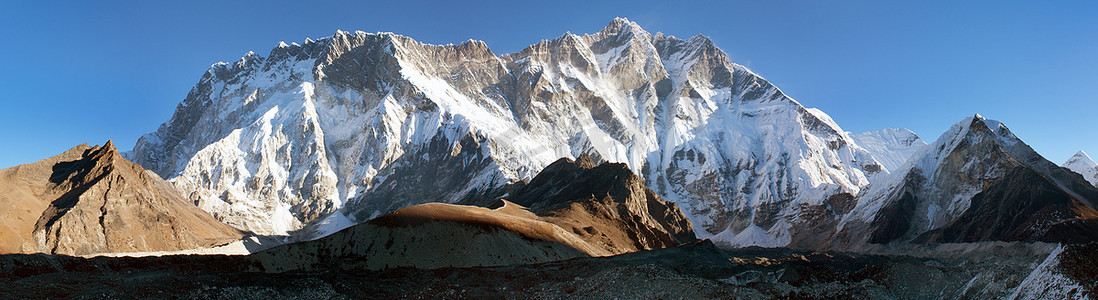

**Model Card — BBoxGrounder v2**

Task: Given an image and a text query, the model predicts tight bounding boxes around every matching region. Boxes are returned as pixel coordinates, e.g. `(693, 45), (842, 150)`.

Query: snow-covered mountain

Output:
(1063, 150), (1098, 187)
(130, 18), (894, 245)
(848, 128), (925, 173)
(837, 115), (1098, 247)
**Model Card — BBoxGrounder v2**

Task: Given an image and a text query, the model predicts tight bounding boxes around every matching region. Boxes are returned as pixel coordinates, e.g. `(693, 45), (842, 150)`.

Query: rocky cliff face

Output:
(252, 156), (695, 271)
(0, 141), (241, 256)
(838, 115), (1098, 247)
(128, 18), (888, 247)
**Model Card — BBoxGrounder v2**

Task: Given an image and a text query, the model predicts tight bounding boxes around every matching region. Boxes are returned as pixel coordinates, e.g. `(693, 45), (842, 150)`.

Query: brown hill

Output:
(253, 154), (695, 271)
(0, 141), (241, 256)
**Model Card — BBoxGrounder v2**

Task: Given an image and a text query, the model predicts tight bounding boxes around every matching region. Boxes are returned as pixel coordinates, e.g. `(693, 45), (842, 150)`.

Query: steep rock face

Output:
(129, 18), (885, 246)
(1063, 150), (1098, 187)
(839, 115), (1098, 247)
(252, 157), (695, 271)
(0, 142), (241, 256)
(849, 128), (925, 173)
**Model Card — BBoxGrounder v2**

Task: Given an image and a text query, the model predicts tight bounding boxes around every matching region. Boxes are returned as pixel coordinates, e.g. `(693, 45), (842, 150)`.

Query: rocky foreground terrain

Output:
(1, 240), (1092, 299)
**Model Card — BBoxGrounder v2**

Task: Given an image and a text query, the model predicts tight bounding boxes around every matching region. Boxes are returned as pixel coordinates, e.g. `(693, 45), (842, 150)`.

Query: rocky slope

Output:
(1063, 150), (1098, 187)
(0, 141), (241, 256)
(128, 18), (891, 247)
(1010, 243), (1098, 299)
(251, 155), (695, 271)
(838, 115), (1098, 247)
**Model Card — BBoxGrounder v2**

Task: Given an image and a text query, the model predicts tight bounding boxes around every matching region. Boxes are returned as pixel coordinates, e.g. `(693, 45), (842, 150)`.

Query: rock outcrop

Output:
(252, 155), (695, 271)
(507, 154), (695, 255)
(0, 141), (241, 256)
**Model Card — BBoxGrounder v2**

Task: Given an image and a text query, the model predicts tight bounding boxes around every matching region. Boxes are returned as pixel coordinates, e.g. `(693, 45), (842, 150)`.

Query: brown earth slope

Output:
(0, 141), (241, 256)
(253, 154), (695, 271)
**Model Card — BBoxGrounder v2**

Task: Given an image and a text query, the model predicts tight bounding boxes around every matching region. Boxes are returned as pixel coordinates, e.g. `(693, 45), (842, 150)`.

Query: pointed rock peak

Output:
(576, 153), (597, 169)
(688, 33), (712, 43)
(454, 39), (495, 58)
(968, 114), (988, 129)
(1065, 150), (1098, 168)
(600, 17), (646, 36)
(959, 114), (1006, 138)
(86, 140), (123, 166)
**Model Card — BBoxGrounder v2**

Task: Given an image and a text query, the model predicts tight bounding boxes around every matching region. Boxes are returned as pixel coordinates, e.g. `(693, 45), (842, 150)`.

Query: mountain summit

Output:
(1063, 150), (1098, 187)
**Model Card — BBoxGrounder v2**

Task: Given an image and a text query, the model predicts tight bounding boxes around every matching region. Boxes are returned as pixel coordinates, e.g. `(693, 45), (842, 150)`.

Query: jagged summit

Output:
(598, 17), (648, 37)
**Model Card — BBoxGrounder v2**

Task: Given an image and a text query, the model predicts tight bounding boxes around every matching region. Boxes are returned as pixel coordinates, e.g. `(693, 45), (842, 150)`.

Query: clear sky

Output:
(1, 1), (1096, 168)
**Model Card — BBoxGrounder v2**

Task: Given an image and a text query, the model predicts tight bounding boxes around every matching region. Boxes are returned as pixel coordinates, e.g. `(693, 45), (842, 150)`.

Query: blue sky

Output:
(1, 1), (1095, 168)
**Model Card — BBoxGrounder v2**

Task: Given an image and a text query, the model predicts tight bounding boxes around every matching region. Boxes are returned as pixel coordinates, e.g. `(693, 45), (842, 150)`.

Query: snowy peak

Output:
(601, 17), (643, 35)
(1064, 150), (1098, 187)
(848, 128), (925, 173)
(1067, 150), (1097, 168)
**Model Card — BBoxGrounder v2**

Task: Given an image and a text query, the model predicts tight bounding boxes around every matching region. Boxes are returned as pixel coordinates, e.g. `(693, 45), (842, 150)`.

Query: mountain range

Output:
(1, 17), (1096, 298)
